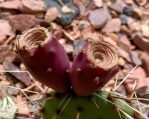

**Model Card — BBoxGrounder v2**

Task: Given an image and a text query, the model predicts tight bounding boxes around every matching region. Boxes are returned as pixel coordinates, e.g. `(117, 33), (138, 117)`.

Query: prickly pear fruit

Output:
(71, 39), (119, 96)
(42, 91), (142, 119)
(15, 27), (71, 93)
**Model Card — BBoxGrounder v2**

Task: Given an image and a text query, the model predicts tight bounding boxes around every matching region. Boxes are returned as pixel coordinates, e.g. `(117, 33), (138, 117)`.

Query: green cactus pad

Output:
(42, 91), (143, 119)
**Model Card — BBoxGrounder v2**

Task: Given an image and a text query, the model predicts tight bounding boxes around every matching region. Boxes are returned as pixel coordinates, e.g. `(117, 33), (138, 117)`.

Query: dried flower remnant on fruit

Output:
(16, 27), (50, 51)
(87, 40), (118, 70)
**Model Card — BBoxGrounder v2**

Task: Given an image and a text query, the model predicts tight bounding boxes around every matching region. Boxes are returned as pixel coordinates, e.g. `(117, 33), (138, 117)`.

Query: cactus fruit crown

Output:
(16, 27), (52, 51)
(87, 40), (118, 70)
(15, 27), (146, 119)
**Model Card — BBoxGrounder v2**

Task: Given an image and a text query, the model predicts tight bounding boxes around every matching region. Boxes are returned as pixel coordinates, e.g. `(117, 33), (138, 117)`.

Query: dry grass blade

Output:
(114, 65), (139, 91)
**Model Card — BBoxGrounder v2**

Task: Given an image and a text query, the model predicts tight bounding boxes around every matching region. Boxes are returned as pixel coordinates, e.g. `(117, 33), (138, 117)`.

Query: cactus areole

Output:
(16, 27), (71, 93)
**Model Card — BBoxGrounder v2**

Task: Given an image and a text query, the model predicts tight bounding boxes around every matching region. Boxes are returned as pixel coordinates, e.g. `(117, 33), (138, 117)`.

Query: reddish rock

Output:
(138, 78), (149, 99)
(132, 8), (143, 19)
(134, 0), (147, 6)
(9, 14), (37, 32)
(124, 0), (134, 4)
(130, 51), (142, 65)
(141, 24), (149, 38)
(0, 33), (7, 44)
(118, 35), (131, 52)
(75, 1), (86, 16)
(140, 52), (149, 76)
(127, 18), (141, 32)
(132, 33), (149, 52)
(118, 47), (131, 62)
(0, 19), (14, 36)
(110, 0), (126, 13)
(0, 12), (12, 19)
(0, 0), (5, 2)
(88, 8), (109, 29)
(0, 45), (12, 63)
(124, 67), (148, 94)
(116, 84), (127, 96)
(93, 0), (103, 8)
(120, 25), (131, 37)
(20, 0), (46, 13)
(102, 18), (121, 33)
(0, 0), (22, 10)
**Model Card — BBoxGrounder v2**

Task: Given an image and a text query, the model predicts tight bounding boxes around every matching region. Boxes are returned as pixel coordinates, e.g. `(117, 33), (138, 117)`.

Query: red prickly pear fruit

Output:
(15, 27), (71, 93)
(71, 39), (119, 96)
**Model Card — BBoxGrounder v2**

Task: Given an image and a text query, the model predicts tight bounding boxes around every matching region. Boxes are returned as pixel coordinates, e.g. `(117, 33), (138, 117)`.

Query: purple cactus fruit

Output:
(15, 27), (71, 93)
(71, 39), (119, 96)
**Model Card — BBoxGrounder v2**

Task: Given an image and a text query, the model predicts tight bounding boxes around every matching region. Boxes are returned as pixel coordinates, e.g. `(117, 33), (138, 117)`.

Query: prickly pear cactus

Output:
(42, 91), (143, 119)
(15, 27), (147, 119)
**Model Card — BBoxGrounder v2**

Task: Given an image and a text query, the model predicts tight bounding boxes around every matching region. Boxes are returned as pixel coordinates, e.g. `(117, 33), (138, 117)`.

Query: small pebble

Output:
(88, 8), (109, 29)
(102, 18), (121, 33)
(119, 14), (128, 24)
(110, 0), (126, 13)
(123, 6), (133, 16)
